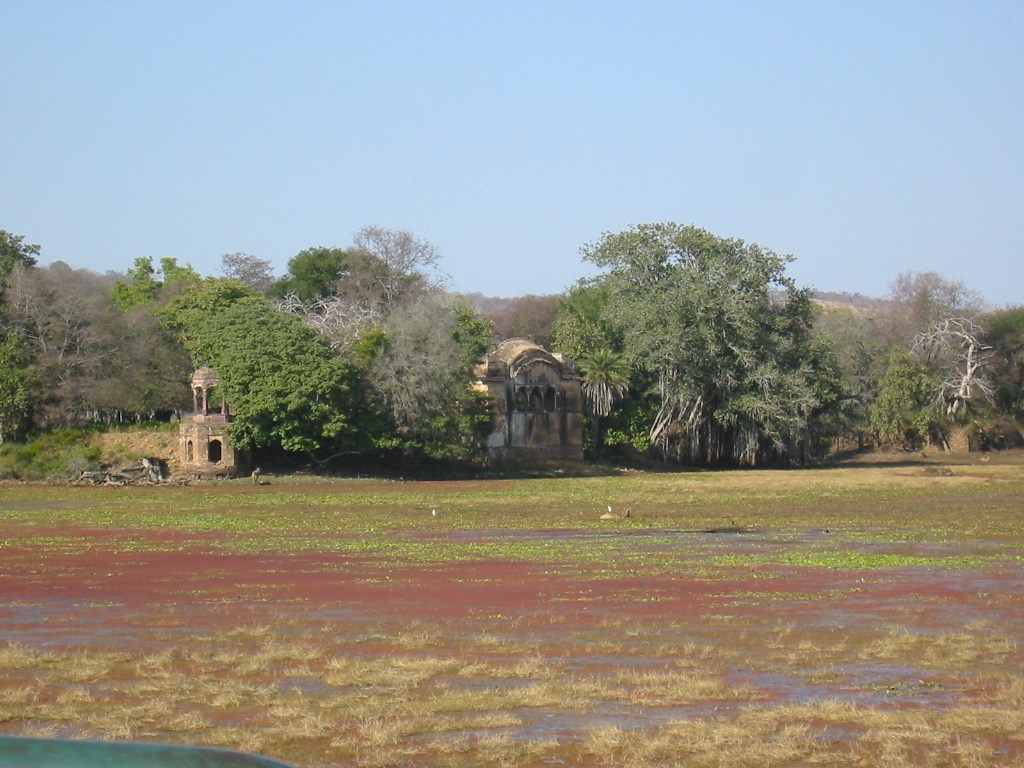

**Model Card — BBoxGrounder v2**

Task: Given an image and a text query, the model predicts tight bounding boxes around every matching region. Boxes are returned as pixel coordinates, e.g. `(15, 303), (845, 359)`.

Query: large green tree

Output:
(869, 352), (937, 448)
(163, 281), (361, 454)
(580, 223), (838, 465)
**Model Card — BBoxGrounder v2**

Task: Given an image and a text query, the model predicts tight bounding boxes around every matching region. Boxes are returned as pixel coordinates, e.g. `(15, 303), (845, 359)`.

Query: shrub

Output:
(0, 430), (103, 480)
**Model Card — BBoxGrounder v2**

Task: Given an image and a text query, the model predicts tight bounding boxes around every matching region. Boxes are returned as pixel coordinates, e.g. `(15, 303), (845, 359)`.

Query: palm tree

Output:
(578, 348), (630, 455)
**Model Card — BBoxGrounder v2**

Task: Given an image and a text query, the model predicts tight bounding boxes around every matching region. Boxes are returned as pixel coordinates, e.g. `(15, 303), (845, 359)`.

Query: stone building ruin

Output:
(178, 367), (248, 476)
(473, 339), (583, 461)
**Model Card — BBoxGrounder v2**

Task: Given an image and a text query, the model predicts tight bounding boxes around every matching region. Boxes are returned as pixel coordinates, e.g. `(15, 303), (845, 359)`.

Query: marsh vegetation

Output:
(1, 454), (1023, 766)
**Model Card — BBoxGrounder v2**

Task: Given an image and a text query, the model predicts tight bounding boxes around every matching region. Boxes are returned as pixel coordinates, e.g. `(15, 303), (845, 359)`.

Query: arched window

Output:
(208, 439), (223, 463)
(514, 386), (528, 412)
(186, 440), (194, 463)
(529, 388), (543, 412)
(544, 387), (556, 412)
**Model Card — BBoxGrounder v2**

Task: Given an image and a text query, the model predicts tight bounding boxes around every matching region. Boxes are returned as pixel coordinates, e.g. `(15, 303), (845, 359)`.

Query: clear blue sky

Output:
(3, 1), (1022, 304)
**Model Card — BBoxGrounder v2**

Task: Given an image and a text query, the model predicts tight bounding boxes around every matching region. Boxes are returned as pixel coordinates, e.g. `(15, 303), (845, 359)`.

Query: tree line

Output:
(1, 225), (1021, 467)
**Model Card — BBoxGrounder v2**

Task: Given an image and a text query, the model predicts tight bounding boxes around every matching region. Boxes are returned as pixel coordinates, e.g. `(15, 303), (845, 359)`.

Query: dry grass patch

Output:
(323, 655), (464, 690)
(611, 667), (760, 706)
(392, 622), (442, 649)
(974, 673), (1024, 706)
(861, 625), (1018, 668)
(472, 733), (560, 768)
(584, 717), (821, 768)
(510, 655), (559, 680)
(234, 640), (324, 675)
(0, 686), (41, 705)
(0, 643), (51, 670)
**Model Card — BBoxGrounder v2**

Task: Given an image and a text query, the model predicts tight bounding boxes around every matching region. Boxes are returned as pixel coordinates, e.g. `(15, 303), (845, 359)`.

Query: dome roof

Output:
(490, 338), (560, 367)
(190, 366), (220, 387)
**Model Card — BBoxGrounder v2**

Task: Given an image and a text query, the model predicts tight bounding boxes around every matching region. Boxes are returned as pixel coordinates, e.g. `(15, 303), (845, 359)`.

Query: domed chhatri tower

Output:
(178, 367), (248, 476)
(473, 339), (584, 461)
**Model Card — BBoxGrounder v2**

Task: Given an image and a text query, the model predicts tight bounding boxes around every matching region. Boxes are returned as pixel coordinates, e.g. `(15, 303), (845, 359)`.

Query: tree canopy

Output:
(163, 282), (360, 454)
(869, 352), (937, 448)
(2, 222), (1019, 467)
(576, 223), (838, 465)
(0, 230), (39, 294)
(269, 247), (352, 303)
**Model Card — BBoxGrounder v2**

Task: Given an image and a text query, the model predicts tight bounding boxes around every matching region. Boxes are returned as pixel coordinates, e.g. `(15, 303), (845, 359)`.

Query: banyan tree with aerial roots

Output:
(580, 223), (841, 466)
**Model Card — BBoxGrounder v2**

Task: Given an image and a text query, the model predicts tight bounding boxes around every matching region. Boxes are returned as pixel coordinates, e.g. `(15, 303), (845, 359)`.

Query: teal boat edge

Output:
(0, 737), (295, 768)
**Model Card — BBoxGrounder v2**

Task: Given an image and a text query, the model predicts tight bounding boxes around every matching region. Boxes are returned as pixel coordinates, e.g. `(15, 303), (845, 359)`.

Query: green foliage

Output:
(164, 280), (362, 454)
(578, 348), (630, 418)
(812, 305), (892, 438)
(869, 352), (937, 447)
(551, 280), (620, 361)
(0, 430), (102, 480)
(451, 298), (496, 369)
(578, 348), (631, 458)
(111, 257), (201, 312)
(984, 305), (1024, 419)
(0, 334), (32, 443)
(269, 247), (352, 302)
(159, 279), (263, 332)
(110, 257), (160, 311)
(159, 257), (201, 287)
(0, 230), (39, 294)
(351, 328), (387, 371)
(581, 223), (836, 465)
(395, 387), (493, 462)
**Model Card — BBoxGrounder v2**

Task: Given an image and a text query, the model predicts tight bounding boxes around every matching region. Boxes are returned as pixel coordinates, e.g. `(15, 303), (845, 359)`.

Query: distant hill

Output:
(460, 292), (523, 317)
(812, 290), (889, 311)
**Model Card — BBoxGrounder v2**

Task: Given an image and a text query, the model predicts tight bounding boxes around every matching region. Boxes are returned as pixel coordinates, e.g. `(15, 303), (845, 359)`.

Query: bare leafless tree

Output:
(275, 291), (388, 354)
(220, 252), (275, 293)
(277, 227), (450, 354)
(369, 294), (463, 432)
(6, 263), (191, 426)
(888, 271), (983, 344)
(913, 318), (993, 417)
(352, 226), (446, 309)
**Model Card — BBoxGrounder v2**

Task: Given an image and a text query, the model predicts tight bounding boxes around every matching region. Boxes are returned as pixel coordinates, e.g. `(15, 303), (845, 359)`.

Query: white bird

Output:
(431, 508), (437, 517)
